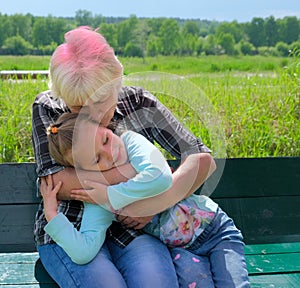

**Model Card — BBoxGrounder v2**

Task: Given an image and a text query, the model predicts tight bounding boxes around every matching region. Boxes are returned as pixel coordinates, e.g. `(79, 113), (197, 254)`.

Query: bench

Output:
(1, 157), (300, 287)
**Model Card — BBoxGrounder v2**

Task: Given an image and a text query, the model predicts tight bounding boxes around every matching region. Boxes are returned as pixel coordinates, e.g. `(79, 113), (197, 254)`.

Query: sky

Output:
(0, 0), (300, 22)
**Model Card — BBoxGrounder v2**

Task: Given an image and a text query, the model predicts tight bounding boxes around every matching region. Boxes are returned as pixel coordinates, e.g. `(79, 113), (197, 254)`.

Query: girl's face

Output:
(73, 121), (127, 172)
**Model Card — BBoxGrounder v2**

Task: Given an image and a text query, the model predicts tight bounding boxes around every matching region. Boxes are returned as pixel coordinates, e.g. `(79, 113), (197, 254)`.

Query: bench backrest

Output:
(1, 157), (299, 253)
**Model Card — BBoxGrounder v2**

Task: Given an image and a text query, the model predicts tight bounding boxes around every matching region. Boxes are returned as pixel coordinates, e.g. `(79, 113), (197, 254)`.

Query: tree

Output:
(32, 16), (67, 48)
(146, 35), (160, 56)
(216, 21), (243, 43)
(99, 23), (118, 50)
(240, 41), (255, 55)
(124, 42), (143, 57)
(182, 21), (200, 36)
(75, 10), (94, 27)
(203, 34), (222, 55)
(282, 16), (300, 44)
(3, 35), (32, 55)
(246, 17), (266, 47)
(179, 33), (197, 55)
(218, 33), (236, 55)
(117, 15), (139, 53)
(265, 16), (279, 47)
(10, 14), (32, 42)
(0, 14), (13, 46)
(158, 19), (180, 55)
(276, 42), (290, 56)
(146, 18), (165, 35)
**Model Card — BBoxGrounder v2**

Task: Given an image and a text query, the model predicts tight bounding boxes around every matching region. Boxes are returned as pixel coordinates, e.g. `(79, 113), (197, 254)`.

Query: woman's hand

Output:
(115, 214), (154, 230)
(40, 175), (62, 222)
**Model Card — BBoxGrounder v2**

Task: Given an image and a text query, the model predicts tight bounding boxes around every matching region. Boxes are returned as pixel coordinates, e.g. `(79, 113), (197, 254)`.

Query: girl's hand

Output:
(71, 180), (109, 205)
(40, 175), (62, 222)
(70, 188), (96, 204)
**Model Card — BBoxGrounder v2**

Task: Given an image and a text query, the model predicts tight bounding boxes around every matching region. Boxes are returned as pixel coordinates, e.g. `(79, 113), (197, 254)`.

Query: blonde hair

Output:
(49, 26), (123, 106)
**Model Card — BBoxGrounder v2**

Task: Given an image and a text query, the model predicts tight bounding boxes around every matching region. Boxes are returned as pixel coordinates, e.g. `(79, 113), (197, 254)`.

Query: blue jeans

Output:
(38, 242), (126, 288)
(38, 234), (178, 288)
(107, 234), (179, 288)
(170, 207), (250, 288)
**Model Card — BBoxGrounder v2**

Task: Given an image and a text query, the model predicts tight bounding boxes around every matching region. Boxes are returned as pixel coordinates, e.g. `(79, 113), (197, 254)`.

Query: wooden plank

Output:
(0, 253), (38, 286)
(0, 204), (38, 252)
(245, 242), (300, 255)
(178, 157), (300, 198)
(215, 196), (300, 244)
(0, 283), (40, 288)
(246, 252), (300, 274)
(0, 163), (39, 204)
(249, 273), (300, 288)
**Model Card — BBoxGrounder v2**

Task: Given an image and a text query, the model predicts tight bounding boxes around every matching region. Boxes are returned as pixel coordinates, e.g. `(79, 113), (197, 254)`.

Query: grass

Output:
(0, 79), (48, 162)
(0, 55), (299, 162)
(0, 55), (292, 73)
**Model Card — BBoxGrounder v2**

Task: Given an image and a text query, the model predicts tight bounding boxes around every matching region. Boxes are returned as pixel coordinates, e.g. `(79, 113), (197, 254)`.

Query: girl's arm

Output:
(118, 152), (216, 217)
(41, 175), (114, 265)
(44, 203), (114, 265)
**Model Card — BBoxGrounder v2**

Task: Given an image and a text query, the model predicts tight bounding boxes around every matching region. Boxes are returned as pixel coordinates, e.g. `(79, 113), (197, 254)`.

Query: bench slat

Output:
(0, 283), (39, 288)
(216, 196), (300, 244)
(0, 163), (38, 204)
(0, 253), (38, 286)
(198, 157), (300, 198)
(249, 273), (300, 288)
(247, 252), (300, 274)
(0, 205), (38, 253)
(245, 242), (300, 255)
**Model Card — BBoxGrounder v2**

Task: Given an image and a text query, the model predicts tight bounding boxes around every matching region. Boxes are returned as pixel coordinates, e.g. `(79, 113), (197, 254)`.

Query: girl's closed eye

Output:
(103, 136), (108, 145)
(96, 155), (101, 164)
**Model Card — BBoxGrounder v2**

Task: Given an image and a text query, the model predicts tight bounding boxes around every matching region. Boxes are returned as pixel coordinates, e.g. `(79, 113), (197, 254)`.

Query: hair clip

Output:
(46, 122), (62, 136)
(50, 126), (58, 134)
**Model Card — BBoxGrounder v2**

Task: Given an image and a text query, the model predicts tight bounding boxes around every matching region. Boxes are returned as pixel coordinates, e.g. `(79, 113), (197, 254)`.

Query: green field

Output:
(0, 55), (299, 163)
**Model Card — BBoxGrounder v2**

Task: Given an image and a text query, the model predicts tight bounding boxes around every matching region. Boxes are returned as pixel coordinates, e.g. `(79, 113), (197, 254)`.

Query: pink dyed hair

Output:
(49, 26), (123, 106)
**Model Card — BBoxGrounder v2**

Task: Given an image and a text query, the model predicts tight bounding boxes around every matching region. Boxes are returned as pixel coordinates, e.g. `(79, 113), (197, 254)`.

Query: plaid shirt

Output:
(32, 86), (211, 247)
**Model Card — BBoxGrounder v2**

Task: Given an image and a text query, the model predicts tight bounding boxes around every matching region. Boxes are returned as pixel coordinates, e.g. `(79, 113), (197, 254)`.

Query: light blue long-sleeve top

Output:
(44, 131), (173, 264)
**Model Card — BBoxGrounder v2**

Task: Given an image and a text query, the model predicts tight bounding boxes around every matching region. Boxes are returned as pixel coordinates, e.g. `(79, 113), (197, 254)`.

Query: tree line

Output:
(0, 10), (300, 57)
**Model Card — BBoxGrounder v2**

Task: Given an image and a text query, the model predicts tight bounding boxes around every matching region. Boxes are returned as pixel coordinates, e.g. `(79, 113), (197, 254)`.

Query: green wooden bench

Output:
(1, 157), (300, 287)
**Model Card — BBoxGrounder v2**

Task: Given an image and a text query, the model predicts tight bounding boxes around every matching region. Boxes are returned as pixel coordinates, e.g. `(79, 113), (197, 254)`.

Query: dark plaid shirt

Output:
(32, 86), (211, 247)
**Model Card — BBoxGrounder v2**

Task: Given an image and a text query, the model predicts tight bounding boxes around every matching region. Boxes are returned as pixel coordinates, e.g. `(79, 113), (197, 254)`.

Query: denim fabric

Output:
(37, 242), (127, 288)
(107, 234), (179, 288)
(38, 234), (178, 288)
(170, 207), (250, 288)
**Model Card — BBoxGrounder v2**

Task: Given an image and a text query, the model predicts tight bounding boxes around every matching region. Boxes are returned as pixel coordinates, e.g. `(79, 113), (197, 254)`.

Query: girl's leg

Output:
(38, 243), (127, 288)
(170, 247), (215, 288)
(107, 234), (179, 288)
(188, 208), (250, 288)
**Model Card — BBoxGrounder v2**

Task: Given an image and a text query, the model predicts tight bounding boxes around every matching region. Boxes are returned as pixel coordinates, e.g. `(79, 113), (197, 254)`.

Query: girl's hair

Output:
(49, 26), (123, 106)
(47, 112), (123, 167)
(46, 113), (89, 167)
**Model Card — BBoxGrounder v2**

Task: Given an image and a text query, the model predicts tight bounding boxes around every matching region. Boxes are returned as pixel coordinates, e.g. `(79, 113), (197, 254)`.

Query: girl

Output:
(42, 112), (249, 287)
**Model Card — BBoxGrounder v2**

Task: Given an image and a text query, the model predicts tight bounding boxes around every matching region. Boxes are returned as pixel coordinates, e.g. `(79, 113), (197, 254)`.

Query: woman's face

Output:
(69, 87), (119, 127)
(73, 121), (128, 172)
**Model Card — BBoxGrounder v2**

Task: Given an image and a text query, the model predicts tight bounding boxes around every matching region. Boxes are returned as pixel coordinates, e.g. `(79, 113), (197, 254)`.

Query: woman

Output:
(32, 26), (249, 287)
